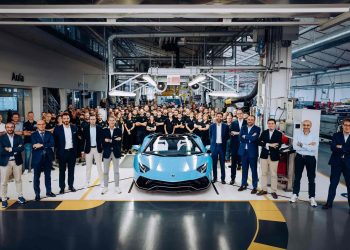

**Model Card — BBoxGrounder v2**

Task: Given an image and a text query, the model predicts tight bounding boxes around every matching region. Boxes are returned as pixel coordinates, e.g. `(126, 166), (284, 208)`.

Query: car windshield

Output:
(143, 135), (203, 156)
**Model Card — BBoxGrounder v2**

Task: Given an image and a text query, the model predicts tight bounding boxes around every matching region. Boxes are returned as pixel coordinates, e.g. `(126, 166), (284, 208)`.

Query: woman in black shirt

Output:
(123, 112), (135, 153)
(146, 115), (157, 135)
(185, 112), (196, 133)
(164, 112), (175, 135)
(200, 114), (211, 146)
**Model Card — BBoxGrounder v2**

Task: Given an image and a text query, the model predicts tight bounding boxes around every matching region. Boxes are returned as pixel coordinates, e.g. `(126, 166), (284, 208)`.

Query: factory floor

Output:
(0, 146), (349, 250)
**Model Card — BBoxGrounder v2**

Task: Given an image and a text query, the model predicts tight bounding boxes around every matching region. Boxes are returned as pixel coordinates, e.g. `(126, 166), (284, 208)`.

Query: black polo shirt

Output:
(23, 120), (37, 144)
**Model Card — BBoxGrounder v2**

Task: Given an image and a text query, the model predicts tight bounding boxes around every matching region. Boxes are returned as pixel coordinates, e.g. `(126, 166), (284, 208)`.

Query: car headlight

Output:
(139, 162), (150, 173)
(196, 163), (208, 174)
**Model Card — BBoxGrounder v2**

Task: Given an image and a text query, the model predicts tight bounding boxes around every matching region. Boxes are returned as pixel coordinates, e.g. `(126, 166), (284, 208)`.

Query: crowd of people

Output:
(0, 104), (349, 213)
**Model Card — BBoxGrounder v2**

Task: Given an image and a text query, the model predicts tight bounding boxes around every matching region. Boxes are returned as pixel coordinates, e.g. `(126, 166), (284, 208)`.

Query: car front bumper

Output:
(135, 176), (211, 192)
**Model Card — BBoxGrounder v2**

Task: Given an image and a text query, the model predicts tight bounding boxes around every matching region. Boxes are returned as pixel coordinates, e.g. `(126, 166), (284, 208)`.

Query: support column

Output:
(59, 88), (67, 112)
(32, 87), (43, 120)
(263, 46), (292, 129)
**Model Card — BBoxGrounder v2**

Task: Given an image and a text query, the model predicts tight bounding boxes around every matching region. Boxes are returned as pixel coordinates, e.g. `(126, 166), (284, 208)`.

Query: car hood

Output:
(137, 153), (209, 172)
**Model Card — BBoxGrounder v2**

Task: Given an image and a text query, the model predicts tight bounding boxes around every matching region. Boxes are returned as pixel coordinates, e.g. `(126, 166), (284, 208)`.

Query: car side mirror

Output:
(132, 145), (140, 151)
(205, 145), (211, 154)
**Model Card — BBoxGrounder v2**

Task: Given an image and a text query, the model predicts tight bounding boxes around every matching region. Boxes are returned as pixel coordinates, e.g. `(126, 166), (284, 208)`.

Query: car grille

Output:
(135, 176), (210, 192)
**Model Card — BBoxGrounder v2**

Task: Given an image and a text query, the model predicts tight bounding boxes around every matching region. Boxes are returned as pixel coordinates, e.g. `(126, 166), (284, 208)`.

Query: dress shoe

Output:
(59, 189), (65, 194)
(212, 178), (217, 183)
(69, 187), (76, 192)
(271, 192), (278, 200)
(229, 179), (235, 185)
(51, 167), (55, 171)
(257, 190), (268, 196)
(271, 192), (278, 199)
(35, 195), (40, 201)
(322, 203), (333, 210)
(237, 165), (241, 170)
(221, 180), (226, 184)
(46, 192), (56, 197)
(227, 165), (231, 168)
(238, 185), (247, 191)
(251, 188), (258, 194)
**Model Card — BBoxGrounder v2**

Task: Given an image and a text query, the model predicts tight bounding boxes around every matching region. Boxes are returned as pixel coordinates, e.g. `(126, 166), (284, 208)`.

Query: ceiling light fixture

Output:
(142, 74), (157, 87)
(188, 74), (206, 87)
(109, 90), (136, 97)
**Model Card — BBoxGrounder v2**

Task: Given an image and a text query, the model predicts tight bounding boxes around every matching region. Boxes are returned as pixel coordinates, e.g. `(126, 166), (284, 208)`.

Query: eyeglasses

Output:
(303, 125), (311, 127)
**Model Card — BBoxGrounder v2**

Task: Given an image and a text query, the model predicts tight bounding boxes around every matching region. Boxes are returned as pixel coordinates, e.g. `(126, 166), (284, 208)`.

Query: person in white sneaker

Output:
(101, 116), (122, 195)
(290, 120), (318, 207)
(81, 115), (104, 190)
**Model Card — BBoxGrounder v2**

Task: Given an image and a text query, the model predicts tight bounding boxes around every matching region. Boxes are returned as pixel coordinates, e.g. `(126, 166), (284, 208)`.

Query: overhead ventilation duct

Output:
(210, 82), (258, 103)
(292, 25), (350, 59)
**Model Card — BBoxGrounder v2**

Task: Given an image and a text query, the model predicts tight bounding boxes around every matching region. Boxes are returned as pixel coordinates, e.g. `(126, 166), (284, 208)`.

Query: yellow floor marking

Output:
(79, 156), (127, 200)
(80, 178), (100, 201)
(248, 200), (287, 250)
(0, 200), (16, 211)
(249, 242), (285, 250)
(250, 200), (286, 222)
(55, 200), (105, 211)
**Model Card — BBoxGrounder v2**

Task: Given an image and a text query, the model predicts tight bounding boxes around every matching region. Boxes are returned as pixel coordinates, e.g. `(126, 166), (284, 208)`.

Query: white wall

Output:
(0, 28), (106, 91)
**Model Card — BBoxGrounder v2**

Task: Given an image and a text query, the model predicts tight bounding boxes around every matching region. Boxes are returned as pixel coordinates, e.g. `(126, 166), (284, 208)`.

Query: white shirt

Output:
(293, 130), (318, 156)
(245, 125), (254, 149)
(63, 125), (73, 149)
(109, 128), (114, 137)
(216, 123), (222, 144)
(266, 129), (275, 150)
(0, 123), (5, 133)
(344, 133), (349, 143)
(7, 133), (14, 160)
(238, 119), (244, 130)
(90, 125), (96, 147)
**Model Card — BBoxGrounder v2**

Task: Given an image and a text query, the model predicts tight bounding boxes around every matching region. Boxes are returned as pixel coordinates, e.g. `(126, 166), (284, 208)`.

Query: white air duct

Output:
(109, 90), (136, 97)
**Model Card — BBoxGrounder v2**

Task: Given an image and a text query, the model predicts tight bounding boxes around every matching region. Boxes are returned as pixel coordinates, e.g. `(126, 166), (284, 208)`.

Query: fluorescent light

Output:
(109, 90), (136, 97)
(188, 74), (206, 87)
(142, 74), (157, 87)
(300, 56), (306, 62)
(208, 91), (239, 97)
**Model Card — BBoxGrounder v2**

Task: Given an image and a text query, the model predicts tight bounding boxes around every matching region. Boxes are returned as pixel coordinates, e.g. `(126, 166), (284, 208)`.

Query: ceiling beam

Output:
(0, 4), (348, 19)
(0, 21), (319, 26)
(319, 11), (350, 31)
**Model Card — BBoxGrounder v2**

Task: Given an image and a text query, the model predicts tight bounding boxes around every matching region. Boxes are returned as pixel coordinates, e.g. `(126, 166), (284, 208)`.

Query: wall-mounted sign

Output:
(167, 75), (180, 86)
(12, 72), (24, 82)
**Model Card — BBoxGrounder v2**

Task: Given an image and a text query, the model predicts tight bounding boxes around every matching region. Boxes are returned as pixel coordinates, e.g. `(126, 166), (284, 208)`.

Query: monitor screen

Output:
(0, 97), (18, 111)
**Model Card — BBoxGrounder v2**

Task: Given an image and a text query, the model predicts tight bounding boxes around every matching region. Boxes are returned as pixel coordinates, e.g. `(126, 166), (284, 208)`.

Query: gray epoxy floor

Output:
(277, 201), (350, 250)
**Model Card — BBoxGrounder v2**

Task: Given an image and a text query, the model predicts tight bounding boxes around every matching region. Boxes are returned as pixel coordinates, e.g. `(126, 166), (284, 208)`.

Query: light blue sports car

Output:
(133, 134), (212, 192)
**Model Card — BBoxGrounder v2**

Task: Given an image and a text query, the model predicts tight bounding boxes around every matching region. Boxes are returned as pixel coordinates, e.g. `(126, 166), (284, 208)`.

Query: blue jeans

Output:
(24, 143), (32, 171)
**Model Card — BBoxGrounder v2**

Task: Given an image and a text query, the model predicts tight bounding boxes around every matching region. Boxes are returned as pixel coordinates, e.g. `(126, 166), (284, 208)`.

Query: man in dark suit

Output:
(31, 120), (56, 201)
(54, 112), (78, 194)
(101, 116), (123, 194)
(0, 122), (26, 208)
(257, 119), (282, 199)
(229, 109), (247, 184)
(323, 118), (350, 212)
(238, 115), (261, 194)
(209, 112), (230, 184)
(82, 114), (104, 189)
